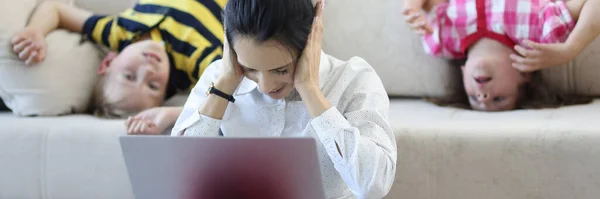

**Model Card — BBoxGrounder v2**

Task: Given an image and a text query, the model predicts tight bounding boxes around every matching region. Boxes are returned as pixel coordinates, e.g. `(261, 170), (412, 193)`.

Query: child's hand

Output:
(125, 107), (180, 135)
(11, 27), (47, 65)
(510, 40), (576, 72)
(126, 118), (161, 135)
(402, 9), (433, 35)
(403, 0), (433, 35)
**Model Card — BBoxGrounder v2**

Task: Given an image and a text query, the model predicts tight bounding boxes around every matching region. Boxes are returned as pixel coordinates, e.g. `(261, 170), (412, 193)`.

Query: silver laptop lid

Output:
(120, 136), (325, 199)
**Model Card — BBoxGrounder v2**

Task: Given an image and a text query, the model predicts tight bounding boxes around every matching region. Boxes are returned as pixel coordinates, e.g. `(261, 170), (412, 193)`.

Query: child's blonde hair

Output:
(88, 76), (131, 118)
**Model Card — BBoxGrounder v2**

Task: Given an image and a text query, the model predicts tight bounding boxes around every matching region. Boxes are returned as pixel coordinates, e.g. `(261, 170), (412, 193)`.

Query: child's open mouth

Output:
(474, 76), (491, 84)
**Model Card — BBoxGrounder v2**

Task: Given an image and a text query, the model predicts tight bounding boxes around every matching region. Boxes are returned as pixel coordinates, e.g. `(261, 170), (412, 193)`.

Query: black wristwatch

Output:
(205, 82), (235, 103)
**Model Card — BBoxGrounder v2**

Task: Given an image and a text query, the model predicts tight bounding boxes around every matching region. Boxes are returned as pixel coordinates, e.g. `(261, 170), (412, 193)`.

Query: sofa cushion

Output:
(0, 0), (37, 33)
(0, 113), (134, 199)
(0, 31), (103, 116)
(74, 0), (136, 15)
(0, 0), (77, 32)
(386, 99), (600, 198)
(3, 99), (600, 199)
(542, 38), (600, 96)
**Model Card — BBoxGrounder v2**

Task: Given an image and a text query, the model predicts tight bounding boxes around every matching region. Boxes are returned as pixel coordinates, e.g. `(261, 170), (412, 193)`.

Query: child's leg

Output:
(564, 0), (600, 54)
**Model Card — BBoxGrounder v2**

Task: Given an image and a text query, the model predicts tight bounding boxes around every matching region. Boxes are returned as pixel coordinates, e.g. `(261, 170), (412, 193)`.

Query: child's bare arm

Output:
(511, 0), (600, 72)
(11, 1), (92, 65)
(565, 0), (600, 57)
(28, 1), (92, 35)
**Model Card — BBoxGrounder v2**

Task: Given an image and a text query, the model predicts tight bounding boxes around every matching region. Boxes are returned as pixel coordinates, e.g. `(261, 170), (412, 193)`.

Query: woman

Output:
(172, 0), (397, 198)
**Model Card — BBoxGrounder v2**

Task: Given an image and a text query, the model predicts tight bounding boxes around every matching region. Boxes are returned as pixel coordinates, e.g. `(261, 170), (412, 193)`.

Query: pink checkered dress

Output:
(422, 0), (575, 58)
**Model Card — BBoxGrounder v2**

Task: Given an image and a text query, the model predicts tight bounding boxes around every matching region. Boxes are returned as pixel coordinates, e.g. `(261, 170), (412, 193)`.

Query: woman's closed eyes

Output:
(241, 65), (290, 76)
(274, 69), (289, 75)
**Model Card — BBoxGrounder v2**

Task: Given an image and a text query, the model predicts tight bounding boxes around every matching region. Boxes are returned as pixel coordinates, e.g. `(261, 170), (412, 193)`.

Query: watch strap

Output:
(208, 82), (235, 103)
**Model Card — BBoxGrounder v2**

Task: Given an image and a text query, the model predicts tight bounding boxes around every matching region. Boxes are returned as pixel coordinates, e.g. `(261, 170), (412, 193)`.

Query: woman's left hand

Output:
(294, 0), (324, 91)
(294, 0), (332, 118)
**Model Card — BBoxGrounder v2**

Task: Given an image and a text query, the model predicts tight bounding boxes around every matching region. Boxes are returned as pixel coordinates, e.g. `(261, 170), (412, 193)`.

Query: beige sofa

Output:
(2, 0), (600, 198)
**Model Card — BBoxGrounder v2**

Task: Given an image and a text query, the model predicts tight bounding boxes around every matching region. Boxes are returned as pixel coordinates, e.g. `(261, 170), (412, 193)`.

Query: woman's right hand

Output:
(218, 35), (244, 91)
(11, 27), (48, 65)
(196, 34), (242, 120)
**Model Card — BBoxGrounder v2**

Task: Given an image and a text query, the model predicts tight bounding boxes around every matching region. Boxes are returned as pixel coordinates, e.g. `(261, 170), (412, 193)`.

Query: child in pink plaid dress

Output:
(403, 0), (600, 111)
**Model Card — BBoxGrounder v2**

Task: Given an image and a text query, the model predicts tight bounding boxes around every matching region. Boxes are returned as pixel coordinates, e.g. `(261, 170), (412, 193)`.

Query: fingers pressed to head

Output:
(313, 0), (324, 25)
(513, 45), (540, 57)
(512, 63), (536, 73)
(306, 0), (325, 49)
(510, 54), (538, 65)
(523, 40), (541, 49)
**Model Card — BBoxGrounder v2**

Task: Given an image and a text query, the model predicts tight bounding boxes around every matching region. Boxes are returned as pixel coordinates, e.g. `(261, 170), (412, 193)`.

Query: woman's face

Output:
(232, 37), (298, 99)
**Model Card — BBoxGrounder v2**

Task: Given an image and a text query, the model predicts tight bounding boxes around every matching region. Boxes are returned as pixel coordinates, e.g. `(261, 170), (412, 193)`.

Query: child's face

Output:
(462, 52), (530, 111)
(233, 38), (297, 99)
(99, 40), (171, 113)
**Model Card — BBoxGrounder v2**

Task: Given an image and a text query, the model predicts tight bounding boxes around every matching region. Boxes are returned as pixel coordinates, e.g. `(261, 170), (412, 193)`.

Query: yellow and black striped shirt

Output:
(82, 0), (226, 99)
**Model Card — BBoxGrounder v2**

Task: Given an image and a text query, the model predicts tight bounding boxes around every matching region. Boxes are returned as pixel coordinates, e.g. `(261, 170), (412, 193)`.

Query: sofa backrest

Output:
(5, 0), (600, 99)
(322, 0), (600, 97)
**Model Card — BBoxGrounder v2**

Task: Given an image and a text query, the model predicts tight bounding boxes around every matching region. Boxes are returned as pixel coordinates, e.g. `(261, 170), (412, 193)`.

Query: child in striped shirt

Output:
(11, 0), (226, 134)
(403, 0), (599, 111)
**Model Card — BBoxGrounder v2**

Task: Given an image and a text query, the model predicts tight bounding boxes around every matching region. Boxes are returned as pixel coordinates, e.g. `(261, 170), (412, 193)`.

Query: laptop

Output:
(119, 136), (325, 199)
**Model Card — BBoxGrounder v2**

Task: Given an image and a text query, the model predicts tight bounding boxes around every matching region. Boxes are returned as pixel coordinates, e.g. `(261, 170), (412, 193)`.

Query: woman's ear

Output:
(98, 52), (118, 75)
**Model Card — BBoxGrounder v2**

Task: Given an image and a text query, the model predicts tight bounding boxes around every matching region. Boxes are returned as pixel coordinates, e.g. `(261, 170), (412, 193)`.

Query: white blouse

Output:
(171, 52), (397, 199)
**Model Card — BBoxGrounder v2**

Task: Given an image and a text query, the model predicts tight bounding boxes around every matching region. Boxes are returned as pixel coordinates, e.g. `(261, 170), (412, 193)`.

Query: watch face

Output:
(206, 82), (214, 96)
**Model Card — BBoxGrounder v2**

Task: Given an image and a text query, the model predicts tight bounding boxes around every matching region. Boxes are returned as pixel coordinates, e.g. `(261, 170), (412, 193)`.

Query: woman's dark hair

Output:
(427, 71), (593, 110)
(223, 0), (315, 56)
